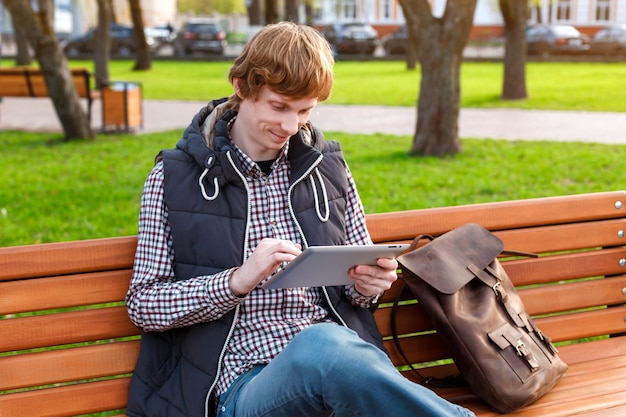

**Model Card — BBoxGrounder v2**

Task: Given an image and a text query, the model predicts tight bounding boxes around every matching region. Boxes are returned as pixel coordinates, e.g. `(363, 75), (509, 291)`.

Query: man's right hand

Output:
(229, 238), (302, 296)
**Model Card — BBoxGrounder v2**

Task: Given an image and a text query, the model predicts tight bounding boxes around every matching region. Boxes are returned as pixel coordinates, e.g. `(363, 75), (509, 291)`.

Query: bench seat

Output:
(1, 191), (625, 416)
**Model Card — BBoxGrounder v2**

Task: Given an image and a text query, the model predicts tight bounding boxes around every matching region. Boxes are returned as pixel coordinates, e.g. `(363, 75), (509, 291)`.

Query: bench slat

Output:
(0, 236), (137, 281)
(493, 218), (626, 254)
(0, 377), (130, 417)
(557, 336), (626, 365)
(538, 305), (626, 342)
(520, 275), (626, 316)
(504, 247), (626, 286)
(0, 306), (140, 353)
(0, 340), (140, 391)
(366, 191), (626, 242)
(0, 270), (131, 315)
(0, 269), (131, 315)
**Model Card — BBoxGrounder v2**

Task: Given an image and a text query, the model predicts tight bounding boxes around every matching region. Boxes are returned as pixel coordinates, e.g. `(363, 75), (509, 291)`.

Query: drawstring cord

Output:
(310, 168), (329, 222)
(199, 156), (219, 201)
(199, 156), (329, 223)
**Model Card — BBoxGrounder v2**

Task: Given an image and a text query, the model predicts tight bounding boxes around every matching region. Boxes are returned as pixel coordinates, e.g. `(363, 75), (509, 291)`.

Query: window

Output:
(342, 0), (357, 19)
(595, 0), (612, 21)
(556, 0), (571, 21)
(381, 0), (392, 20)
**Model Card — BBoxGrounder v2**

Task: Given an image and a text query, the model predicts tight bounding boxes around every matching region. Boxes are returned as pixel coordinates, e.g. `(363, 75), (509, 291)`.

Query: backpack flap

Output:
(397, 223), (504, 294)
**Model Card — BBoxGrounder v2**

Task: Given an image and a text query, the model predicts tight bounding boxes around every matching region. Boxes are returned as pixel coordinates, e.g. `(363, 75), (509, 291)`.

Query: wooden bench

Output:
(1, 190), (625, 417)
(0, 67), (100, 124)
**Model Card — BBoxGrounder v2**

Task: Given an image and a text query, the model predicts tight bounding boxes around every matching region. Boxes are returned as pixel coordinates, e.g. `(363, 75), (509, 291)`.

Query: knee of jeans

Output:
(288, 324), (379, 370)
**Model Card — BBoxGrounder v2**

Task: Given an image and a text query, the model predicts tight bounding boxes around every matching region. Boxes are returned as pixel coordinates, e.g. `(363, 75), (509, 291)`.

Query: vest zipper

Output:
(205, 151), (251, 416)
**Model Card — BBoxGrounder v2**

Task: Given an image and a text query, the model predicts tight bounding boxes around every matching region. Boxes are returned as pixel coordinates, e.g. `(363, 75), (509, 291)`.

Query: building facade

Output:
(314, 0), (626, 39)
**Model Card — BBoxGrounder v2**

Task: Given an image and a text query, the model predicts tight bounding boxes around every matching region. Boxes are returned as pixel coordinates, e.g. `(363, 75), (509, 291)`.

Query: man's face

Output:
(232, 85), (318, 161)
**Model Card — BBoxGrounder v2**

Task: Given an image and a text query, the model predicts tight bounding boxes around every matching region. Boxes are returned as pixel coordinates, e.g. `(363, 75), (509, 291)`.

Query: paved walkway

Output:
(1, 97), (625, 144)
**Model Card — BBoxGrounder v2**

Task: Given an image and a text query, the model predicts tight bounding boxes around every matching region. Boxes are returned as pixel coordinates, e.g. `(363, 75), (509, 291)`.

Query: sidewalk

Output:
(1, 97), (625, 144)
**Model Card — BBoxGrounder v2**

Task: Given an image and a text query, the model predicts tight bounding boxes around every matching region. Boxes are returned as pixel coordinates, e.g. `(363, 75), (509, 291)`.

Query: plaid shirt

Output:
(127, 139), (376, 395)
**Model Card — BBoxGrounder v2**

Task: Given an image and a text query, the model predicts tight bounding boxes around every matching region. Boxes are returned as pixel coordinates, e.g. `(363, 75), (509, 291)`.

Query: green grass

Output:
(1, 130), (624, 247)
(2, 60), (625, 247)
(62, 60), (626, 112)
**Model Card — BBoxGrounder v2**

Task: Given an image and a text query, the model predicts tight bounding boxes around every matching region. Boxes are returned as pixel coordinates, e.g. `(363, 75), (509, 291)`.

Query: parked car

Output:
(174, 18), (227, 56)
(145, 23), (178, 49)
(526, 24), (590, 57)
(62, 23), (160, 57)
(381, 25), (408, 55)
(319, 22), (379, 55)
(589, 24), (626, 56)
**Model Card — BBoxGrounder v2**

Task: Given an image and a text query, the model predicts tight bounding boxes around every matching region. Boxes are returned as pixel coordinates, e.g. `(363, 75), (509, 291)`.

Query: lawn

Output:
(1, 60), (625, 247)
(67, 59), (626, 112)
(1, 130), (624, 247)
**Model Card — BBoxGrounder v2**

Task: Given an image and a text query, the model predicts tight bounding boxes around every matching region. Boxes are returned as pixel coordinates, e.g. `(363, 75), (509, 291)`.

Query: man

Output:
(125, 21), (475, 417)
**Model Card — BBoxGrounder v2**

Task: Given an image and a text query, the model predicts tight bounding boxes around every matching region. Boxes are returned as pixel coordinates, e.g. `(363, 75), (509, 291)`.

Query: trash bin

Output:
(102, 81), (143, 132)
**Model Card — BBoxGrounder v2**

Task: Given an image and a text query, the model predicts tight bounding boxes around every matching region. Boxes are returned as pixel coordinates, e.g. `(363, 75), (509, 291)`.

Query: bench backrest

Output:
(1, 191), (625, 416)
(0, 67), (93, 98)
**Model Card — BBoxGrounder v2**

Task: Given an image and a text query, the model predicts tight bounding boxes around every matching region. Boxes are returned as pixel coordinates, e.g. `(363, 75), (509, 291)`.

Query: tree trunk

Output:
(129, 0), (151, 71)
(500, 0), (528, 100)
(399, 0), (477, 156)
(403, 14), (418, 71)
(248, 0), (262, 26)
(3, 0), (93, 140)
(413, 48), (463, 156)
(285, 0), (299, 22)
(265, 0), (279, 23)
(14, 24), (33, 65)
(94, 0), (111, 89)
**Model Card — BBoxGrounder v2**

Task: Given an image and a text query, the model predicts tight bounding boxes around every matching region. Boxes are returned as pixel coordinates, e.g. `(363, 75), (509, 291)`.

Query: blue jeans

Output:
(216, 323), (475, 417)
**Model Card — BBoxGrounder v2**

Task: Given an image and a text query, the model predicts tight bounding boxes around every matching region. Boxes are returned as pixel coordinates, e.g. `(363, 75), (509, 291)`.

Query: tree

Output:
(248, 0), (262, 26)
(404, 19), (418, 70)
(129, 0), (151, 71)
(14, 24), (33, 65)
(500, 0), (528, 100)
(285, 0), (299, 22)
(397, 0), (478, 156)
(94, 0), (112, 89)
(2, 0), (93, 140)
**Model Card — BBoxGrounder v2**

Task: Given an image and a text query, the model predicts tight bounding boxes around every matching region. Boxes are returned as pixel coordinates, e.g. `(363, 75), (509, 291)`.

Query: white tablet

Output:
(260, 244), (409, 290)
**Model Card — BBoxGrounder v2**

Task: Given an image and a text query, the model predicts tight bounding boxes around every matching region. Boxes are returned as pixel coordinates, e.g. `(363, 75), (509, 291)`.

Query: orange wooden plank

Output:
(504, 247), (626, 286)
(0, 377), (130, 417)
(492, 219), (626, 254)
(366, 191), (626, 242)
(519, 275), (626, 316)
(0, 270), (131, 315)
(0, 340), (140, 391)
(557, 337), (626, 365)
(0, 236), (137, 281)
(0, 306), (140, 353)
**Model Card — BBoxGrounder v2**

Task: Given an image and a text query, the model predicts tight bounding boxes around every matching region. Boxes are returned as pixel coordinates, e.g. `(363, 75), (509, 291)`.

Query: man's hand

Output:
(349, 257), (398, 297)
(229, 238), (301, 296)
